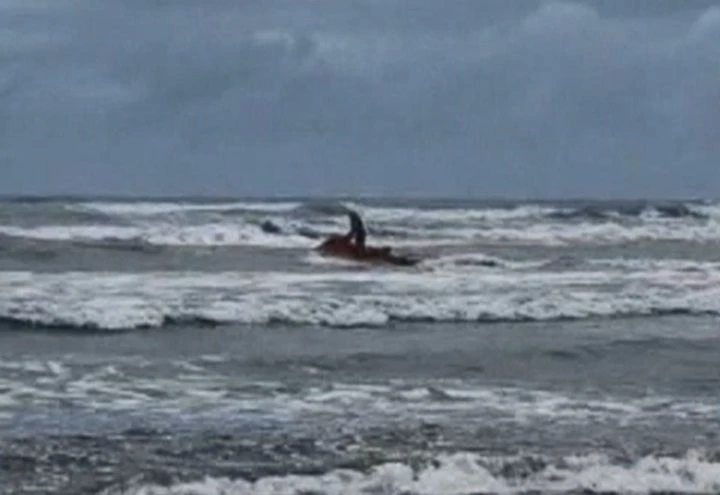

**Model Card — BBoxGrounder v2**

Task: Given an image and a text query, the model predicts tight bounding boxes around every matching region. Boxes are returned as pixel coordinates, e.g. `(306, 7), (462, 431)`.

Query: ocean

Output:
(0, 197), (719, 494)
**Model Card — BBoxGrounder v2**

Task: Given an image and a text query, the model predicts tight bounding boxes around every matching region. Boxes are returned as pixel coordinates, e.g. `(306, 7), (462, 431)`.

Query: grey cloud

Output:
(1, 1), (719, 197)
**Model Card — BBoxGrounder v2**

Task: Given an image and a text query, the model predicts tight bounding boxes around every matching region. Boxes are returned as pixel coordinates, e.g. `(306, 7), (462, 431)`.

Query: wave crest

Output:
(102, 450), (720, 494)
(0, 199), (718, 250)
(1, 267), (718, 331)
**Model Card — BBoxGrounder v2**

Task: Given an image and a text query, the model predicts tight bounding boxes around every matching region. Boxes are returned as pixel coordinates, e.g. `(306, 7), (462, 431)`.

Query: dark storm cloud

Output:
(1, 1), (719, 197)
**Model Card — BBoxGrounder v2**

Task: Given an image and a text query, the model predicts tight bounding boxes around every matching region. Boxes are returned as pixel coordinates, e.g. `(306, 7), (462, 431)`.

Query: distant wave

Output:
(72, 200), (301, 216)
(17, 198), (714, 223)
(11, 218), (720, 248)
(290, 200), (356, 217)
(0, 199), (717, 252)
(0, 232), (163, 260)
(0, 223), (320, 249)
(547, 202), (707, 221)
(0, 202), (121, 226)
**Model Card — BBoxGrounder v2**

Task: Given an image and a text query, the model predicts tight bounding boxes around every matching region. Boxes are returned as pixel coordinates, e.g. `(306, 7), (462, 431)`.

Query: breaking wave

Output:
(0, 307), (712, 333)
(546, 201), (708, 221)
(1, 264), (719, 331)
(0, 199), (718, 250)
(102, 450), (720, 494)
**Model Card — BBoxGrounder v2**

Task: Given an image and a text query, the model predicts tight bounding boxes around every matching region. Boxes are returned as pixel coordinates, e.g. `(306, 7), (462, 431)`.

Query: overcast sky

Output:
(1, 0), (719, 198)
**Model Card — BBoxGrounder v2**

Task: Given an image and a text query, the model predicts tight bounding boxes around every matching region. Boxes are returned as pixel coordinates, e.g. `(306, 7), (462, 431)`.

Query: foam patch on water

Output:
(104, 450), (720, 494)
(353, 203), (557, 224)
(1, 264), (720, 330)
(0, 222), (318, 248)
(589, 257), (720, 272)
(303, 251), (373, 268)
(1, 352), (716, 428)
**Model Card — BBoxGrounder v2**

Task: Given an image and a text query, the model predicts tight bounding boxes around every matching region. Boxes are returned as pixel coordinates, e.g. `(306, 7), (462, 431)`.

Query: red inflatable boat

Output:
(315, 235), (419, 267)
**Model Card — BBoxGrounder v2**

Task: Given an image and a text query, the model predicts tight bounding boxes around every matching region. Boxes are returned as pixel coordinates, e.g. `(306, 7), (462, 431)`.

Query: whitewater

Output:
(1, 197), (720, 494)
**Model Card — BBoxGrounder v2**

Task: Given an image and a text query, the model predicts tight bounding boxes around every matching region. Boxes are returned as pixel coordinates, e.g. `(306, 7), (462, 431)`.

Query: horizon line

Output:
(0, 193), (714, 203)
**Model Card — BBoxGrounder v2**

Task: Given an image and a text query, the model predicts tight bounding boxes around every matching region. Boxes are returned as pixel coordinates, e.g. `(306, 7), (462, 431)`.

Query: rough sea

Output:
(1, 197), (719, 494)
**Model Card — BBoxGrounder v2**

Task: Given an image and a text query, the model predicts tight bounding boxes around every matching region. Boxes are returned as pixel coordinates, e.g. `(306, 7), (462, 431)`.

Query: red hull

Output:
(316, 235), (418, 266)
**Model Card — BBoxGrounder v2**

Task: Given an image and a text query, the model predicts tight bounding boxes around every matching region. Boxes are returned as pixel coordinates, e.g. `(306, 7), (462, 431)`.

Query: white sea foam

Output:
(1, 356), (714, 426)
(352, 203), (557, 224)
(0, 225), (143, 242)
(75, 201), (301, 216)
(3, 201), (720, 248)
(105, 450), (720, 494)
(0, 222), (318, 248)
(469, 218), (720, 246)
(1, 262), (720, 330)
(589, 257), (720, 272)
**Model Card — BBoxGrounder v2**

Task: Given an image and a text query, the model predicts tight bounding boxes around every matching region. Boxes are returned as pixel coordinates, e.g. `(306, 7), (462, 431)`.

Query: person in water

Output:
(344, 209), (366, 252)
